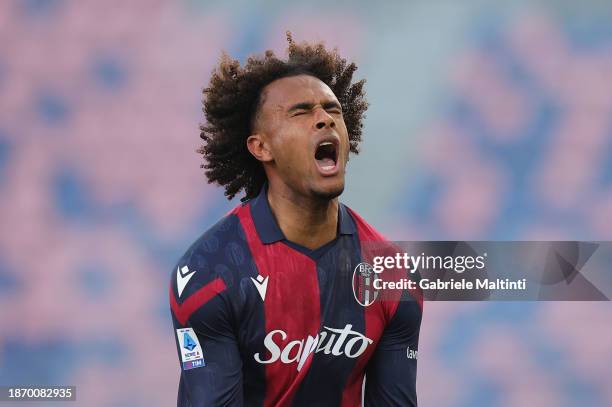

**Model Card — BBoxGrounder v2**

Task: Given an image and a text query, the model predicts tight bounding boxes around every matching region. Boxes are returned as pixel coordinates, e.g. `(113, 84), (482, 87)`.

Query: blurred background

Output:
(1, 0), (612, 405)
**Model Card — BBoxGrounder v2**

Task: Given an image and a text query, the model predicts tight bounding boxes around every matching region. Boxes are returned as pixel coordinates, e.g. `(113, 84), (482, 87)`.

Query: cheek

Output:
(272, 128), (311, 164)
(340, 127), (350, 154)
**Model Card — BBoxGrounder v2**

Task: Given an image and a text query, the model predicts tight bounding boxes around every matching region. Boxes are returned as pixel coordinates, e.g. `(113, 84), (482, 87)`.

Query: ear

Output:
(247, 133), (274, 163)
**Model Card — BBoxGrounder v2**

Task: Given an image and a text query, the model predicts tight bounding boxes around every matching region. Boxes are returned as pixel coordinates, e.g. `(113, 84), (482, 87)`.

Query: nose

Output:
(314, 108), (336, 130)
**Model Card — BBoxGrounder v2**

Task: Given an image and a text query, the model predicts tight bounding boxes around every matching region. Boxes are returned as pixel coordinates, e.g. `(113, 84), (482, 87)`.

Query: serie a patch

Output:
(176, 328), (205, 370)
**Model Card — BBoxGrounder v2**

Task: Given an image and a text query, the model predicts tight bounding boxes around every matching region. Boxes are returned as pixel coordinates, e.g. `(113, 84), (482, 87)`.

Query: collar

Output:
(249, 184), (357, 244)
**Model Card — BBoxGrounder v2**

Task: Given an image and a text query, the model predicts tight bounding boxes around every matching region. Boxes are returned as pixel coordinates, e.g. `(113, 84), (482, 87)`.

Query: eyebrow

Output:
(287, 100), (342, 113)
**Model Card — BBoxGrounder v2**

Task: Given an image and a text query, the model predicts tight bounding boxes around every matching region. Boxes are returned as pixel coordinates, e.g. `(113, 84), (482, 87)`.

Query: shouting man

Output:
(169, 34), (423, 406)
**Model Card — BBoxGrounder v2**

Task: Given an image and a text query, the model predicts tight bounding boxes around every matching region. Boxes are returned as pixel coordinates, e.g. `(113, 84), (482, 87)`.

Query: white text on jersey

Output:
(253, 324), (373, 371)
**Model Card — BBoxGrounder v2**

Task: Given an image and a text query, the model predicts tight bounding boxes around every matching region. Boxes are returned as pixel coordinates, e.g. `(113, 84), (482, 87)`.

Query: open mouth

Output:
(314, 140), (338, 173)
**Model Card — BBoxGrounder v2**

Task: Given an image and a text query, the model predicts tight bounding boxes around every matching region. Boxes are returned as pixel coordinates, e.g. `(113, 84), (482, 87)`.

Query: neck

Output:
(266, 183), (339, 250)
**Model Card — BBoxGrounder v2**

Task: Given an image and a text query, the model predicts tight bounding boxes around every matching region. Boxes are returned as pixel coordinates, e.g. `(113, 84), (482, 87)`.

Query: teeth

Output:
(319, 141), (333, 146)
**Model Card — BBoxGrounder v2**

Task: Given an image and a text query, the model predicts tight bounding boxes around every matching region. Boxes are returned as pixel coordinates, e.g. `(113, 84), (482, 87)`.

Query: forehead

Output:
(260, 74), (338, 111)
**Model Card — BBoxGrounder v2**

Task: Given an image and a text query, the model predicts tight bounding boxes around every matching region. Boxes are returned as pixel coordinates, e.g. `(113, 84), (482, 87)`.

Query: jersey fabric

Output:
(169, 186), (423, 406)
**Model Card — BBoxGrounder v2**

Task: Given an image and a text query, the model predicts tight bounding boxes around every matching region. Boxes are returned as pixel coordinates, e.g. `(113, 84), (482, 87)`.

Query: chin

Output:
(311, 180), (345, 201)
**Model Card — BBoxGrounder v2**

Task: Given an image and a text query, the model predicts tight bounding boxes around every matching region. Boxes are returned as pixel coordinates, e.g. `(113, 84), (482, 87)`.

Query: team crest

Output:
(352, 262), (379, 307)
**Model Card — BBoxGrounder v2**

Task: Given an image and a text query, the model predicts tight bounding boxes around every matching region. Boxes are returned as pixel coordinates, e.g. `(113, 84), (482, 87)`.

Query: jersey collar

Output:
(249, 184), (356, 244)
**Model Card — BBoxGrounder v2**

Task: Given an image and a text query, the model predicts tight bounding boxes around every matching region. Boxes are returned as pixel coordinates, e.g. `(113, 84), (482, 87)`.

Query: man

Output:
(169, 34), (423, 406)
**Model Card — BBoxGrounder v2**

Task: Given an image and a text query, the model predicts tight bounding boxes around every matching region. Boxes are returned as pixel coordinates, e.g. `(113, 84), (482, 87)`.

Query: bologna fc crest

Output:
(352, 262), (379, 307)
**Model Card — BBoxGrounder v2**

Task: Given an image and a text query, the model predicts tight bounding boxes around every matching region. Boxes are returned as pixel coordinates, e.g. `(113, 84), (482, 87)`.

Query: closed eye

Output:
(288, 101), (342, 116)
(323, 101), (342, 115)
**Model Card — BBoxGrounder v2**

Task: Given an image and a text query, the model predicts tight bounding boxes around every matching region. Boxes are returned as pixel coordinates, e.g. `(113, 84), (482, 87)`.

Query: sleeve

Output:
(363, 295), (423, 407)
(170, 262), (243, 407)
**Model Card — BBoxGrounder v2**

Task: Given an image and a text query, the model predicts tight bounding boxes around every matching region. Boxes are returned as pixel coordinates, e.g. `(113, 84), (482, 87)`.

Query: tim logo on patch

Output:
(176, 328), (205, 370)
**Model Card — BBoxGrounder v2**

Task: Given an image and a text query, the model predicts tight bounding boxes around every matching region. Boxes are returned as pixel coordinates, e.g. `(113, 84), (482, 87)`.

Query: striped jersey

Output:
(169, 186), (423, 406)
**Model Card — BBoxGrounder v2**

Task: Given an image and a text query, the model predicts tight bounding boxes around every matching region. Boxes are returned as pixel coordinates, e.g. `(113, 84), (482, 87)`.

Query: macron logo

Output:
(251, 274), (269, 301)
(177, 265), (196, 297)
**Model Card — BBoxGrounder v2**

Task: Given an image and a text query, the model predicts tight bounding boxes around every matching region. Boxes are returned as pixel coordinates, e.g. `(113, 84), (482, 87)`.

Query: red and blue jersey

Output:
(169, 186), (423, 406)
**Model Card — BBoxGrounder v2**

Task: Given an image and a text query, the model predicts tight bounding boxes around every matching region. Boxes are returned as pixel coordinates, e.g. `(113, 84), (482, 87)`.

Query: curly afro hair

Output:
(198, 32), (369, 201)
